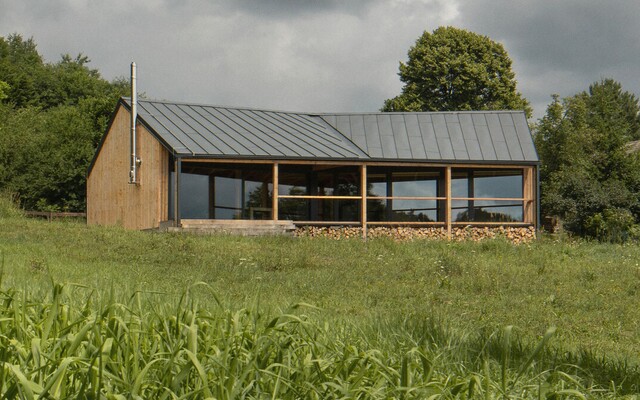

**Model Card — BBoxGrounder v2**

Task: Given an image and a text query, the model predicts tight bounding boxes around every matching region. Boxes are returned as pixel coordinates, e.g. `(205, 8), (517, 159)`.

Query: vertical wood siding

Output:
(87, 105), (169, 229)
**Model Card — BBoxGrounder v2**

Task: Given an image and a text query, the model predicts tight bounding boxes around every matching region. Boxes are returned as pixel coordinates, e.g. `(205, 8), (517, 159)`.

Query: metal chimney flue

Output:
(129, 62), (140, 184)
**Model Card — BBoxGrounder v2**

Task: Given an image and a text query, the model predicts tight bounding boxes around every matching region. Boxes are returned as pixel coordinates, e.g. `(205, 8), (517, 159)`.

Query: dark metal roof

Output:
(319, 111), (538, 162)
(130, 99), (367, 159)
(123, 98), (538, 163)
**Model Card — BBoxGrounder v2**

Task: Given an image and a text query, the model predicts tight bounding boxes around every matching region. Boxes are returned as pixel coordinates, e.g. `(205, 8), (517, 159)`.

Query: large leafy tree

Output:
(383, 26), (530, 116)
(0, 34), (129, 211)
(536, 79), (640, 241)
(0, 34), (48, 108)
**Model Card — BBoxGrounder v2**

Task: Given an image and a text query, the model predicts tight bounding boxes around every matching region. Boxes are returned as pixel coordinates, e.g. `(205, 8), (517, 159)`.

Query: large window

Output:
(452, 169), (523, 223)
(171, 162), (272, 220)
(367, 167), (442, 223)
(278, 165), (361, 222)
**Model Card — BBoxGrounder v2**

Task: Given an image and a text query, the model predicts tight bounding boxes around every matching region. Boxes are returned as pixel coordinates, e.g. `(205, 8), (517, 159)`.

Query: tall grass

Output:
(0, 192), (22, 219)
(2, 202), (640, 397)
(0, 281), (607, 399)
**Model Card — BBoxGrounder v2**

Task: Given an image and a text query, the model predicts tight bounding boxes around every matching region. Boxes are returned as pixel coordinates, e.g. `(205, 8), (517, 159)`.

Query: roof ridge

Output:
(122, 97), (319, 116)
(121, 97), (526, 116)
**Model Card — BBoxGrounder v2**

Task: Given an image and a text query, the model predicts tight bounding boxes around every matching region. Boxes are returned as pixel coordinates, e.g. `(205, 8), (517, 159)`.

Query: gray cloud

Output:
(221, 0), (377, 18)
(1, 0), (638, 120)
(455, 0), (640, 117)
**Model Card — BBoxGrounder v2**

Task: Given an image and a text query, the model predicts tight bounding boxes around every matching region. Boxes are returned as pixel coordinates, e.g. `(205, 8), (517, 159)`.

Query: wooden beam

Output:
(278, 195), (363, 200)
(450, 197), (526, 202)
(523, 166), (534, 225)
(361, 164), (367, 240)
(371, 196), (446, 201)
(175, 158), (181, 227)
(367, 221), (445, 226)
(179, 157), (538, 170)
(468, 170), (475, 221)
(292, 221), (361, 225)
(451, 221), (532, 226)
(445, 166), (451, 240)
(272, 162), (279, 221)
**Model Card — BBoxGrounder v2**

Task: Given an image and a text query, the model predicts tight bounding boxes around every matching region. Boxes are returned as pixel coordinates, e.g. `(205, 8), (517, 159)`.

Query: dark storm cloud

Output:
(454, 0), (640, 117)
(458, 0), (640, 73)
(2, 0), (638, 120)
(224, 0), (376, 18)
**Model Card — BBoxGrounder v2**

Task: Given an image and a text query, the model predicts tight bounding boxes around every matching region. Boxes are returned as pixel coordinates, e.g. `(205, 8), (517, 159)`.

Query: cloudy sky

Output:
(2, 0), (638, 120)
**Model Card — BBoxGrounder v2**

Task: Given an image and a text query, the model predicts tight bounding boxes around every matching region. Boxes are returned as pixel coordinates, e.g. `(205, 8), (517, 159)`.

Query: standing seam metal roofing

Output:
(124, 98), (539, 163)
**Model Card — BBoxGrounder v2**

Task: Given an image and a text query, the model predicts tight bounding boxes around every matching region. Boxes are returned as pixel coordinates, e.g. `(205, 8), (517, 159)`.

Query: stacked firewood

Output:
(450, 226), (536, 244)
(294, 225), (536, 243)
(367, 227), (449, 240)
(295, 226), (362, 240)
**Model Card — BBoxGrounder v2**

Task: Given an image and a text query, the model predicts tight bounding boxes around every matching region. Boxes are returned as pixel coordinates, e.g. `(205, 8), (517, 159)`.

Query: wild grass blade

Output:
(4, 363), (43, 400)
(515, 326), (557, 383)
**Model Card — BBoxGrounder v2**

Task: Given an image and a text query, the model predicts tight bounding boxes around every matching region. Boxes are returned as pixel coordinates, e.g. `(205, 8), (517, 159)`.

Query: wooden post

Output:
(536, 165), (540, 233)
(361, 164), (367, 239)
(523, 166), (534, 225)
(386, 172), (393, 221)
(174, 158), (181, 227)
(272, 162), (279, 221)
(467, 170), (475, 221)
(445, 166), (451, 240)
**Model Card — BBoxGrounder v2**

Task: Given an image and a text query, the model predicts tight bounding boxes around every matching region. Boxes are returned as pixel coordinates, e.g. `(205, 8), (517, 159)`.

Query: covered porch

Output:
(169, 158), (537, 238)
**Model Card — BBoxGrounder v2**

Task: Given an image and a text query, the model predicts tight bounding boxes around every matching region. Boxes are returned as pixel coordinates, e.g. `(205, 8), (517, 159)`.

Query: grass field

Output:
(1, 199), (640, 397)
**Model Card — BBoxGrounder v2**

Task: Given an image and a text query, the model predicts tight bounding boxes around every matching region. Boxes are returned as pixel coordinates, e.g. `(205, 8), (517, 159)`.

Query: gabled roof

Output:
(119, 98), (539, 164)
(319, 112), (538, 162)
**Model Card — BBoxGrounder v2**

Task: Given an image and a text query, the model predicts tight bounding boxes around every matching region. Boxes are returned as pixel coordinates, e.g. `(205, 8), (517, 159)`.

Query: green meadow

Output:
(1, 199), (639, 398)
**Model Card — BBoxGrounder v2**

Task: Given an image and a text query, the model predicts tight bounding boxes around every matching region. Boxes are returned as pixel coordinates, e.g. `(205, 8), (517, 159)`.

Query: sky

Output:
(2, 0), (639, 120)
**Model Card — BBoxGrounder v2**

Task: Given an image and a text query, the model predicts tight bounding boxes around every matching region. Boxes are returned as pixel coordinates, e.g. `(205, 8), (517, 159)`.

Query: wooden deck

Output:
(165, 219), (296, 236)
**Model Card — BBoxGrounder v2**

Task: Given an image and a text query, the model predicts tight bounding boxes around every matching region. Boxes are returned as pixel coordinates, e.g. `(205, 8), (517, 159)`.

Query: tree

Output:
(383, 26), (531, 116)
(0, 34), (129, 211)
(535, 79), (640, 241)
(0, 80), (8, 101)
(0, 34), (48, 108)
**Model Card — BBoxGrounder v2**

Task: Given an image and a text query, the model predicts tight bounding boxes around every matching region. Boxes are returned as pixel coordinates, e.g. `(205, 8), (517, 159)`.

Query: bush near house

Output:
(535, 79), (640, 242)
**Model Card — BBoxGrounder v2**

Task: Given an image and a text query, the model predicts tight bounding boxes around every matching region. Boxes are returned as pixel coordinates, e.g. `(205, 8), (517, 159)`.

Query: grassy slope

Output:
(2, 215), (639, 366)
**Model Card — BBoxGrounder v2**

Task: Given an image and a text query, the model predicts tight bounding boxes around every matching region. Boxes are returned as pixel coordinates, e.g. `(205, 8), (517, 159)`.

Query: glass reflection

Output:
(367, 168), (441, 222)
(452, 169), (523, 222)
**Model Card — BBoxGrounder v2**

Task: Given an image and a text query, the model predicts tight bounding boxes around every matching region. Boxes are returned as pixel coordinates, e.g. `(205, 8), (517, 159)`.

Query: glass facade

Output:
(367, 168), (441, 222)
(170, 161), (530, 226)
(170, 162), (273, 220)
(451, 169), (523, 222)
(278, 165), (361, 221)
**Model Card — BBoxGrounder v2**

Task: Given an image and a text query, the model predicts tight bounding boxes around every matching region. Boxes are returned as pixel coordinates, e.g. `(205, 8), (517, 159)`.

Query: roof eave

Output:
(175, 153), (540, 165)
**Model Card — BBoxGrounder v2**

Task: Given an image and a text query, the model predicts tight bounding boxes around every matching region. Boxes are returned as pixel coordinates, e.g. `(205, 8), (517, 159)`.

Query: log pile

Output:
(294, 225), (536, 244)
(295, 226), (363, 240)
(450, 226), (536, 244)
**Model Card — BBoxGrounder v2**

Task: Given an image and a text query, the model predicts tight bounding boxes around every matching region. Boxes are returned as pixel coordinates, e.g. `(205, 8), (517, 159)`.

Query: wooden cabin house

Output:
(87, 98), (539, 237)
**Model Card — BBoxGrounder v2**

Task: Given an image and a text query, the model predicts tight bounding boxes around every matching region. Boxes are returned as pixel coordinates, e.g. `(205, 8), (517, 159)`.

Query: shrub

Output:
(584, 208), (638, 243)
(0, 192), (23, 218)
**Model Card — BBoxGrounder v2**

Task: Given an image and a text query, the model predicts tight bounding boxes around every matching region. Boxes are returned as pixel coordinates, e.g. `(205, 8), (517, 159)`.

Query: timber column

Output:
(445, 166), (452, 240)
(272, 162), (279, 221)
(361, 164), (367, 239)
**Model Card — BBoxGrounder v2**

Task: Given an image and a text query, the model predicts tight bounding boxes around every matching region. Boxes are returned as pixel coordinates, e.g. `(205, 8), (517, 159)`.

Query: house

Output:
(87, 98), (539, 237)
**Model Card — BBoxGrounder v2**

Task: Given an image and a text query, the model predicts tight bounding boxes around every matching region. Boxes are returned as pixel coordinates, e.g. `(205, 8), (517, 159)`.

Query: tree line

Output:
(1, 29), (639, 241)
(0, 34), (129, 212)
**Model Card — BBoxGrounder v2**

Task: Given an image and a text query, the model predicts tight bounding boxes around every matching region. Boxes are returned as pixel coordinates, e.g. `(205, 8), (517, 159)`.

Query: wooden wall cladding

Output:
(87, 105), (168, 229)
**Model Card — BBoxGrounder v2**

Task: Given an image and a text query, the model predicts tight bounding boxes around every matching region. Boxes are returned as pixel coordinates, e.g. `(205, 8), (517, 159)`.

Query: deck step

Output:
(166, 219), (296, 236)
